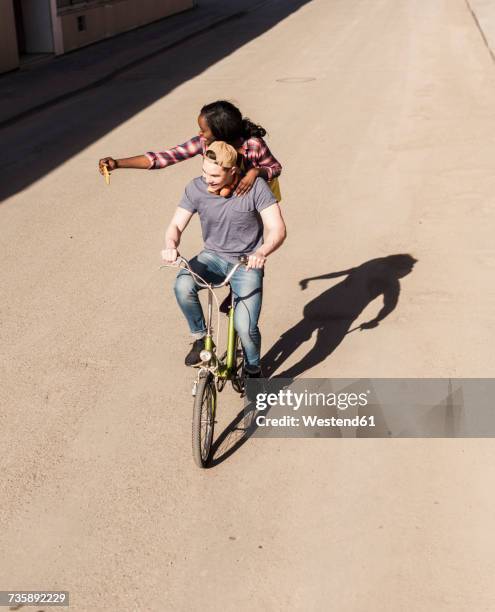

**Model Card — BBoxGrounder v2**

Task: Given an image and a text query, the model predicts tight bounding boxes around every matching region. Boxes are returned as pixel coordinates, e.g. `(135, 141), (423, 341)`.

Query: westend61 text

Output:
(255, 389), (370, 411)
(256, 415), (376, 428)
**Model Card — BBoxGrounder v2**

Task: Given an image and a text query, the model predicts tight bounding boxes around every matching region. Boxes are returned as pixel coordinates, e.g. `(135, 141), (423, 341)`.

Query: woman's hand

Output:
(98, 157), (118, 175)
(234, 168), (259, 196)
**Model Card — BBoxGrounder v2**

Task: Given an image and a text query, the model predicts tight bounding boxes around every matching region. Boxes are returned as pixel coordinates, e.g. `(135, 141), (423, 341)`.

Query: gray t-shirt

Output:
(178, 177), (277, 263)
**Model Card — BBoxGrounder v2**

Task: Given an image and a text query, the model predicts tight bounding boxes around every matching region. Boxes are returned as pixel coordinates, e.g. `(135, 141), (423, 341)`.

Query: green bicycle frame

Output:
(225, 304), (237, 372)
(204, 290), (237, 379)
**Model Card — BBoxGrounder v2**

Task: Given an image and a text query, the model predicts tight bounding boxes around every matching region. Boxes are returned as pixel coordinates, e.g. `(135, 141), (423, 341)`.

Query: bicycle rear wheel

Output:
(192, 373), (216, 468)
(231, 333), (245, 395)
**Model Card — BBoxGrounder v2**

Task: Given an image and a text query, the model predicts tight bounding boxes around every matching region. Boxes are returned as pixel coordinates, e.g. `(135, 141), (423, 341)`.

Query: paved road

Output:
(1, 0), (495, 610)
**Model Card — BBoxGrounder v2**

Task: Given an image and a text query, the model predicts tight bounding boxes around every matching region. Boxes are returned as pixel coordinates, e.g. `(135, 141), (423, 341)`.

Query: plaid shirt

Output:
(145, 135), (282, 180)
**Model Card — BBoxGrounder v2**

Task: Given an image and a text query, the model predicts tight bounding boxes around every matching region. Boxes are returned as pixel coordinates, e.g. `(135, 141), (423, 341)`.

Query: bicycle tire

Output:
(192, 373), (216, 468)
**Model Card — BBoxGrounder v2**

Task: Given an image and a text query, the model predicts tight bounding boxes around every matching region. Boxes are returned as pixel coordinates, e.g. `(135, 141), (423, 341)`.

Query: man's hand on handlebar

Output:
(161, 248), (179, 265)
(246, 250), (266, 270)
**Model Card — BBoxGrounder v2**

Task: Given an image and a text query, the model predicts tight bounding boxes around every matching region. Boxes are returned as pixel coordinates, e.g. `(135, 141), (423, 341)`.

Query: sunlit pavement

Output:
(1, 1), (495, 610)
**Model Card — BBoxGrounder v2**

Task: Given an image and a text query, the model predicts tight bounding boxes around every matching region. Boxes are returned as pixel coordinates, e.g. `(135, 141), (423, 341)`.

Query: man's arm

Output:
(162, 208), (194, 263)
(248, 203), (286, 269)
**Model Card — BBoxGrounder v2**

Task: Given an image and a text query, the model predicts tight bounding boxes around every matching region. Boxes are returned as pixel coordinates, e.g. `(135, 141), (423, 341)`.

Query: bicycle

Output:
(161, 254), (249, 468)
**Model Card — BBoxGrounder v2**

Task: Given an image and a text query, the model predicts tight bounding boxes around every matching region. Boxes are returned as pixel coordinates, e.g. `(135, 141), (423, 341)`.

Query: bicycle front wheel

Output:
(192, 373), (216, 468)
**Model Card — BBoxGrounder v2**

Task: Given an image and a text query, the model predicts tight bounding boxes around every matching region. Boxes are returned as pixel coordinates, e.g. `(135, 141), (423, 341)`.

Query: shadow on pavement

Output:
(209, 254), (417, 465)
(0, 0), (312, 203)
(208, 389), (275, 467)
(261, 254), (418, 379)
(208, 402), (256, 468)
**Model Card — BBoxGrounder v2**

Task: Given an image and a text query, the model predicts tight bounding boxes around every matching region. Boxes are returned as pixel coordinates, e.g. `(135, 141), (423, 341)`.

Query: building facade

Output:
(0, 0), (194, 74)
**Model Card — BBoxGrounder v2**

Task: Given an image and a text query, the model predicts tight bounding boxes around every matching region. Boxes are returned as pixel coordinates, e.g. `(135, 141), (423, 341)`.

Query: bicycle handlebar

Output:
(161, 253), (248, 289)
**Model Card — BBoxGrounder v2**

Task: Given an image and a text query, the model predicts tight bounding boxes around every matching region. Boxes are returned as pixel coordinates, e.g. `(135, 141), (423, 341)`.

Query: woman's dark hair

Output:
(200, 100), (267, 143)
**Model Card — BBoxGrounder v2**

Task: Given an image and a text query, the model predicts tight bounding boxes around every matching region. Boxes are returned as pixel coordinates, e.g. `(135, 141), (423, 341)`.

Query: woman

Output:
(98, 100), (282, 198)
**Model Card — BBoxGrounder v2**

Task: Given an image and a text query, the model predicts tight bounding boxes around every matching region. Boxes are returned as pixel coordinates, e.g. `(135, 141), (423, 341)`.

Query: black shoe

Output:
(243, 366), (262, 379)
(243, 366), (264, 404)
(185, 338), (205, 367)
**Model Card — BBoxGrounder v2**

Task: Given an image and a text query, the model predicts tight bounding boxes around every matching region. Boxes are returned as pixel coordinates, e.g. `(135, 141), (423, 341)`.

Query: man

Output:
(161, 141), (286, 376)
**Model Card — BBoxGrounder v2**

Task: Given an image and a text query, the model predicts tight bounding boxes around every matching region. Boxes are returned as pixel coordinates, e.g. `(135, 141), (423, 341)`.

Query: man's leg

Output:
(173, 252), (228, 364)
(230, 267), (263, 371)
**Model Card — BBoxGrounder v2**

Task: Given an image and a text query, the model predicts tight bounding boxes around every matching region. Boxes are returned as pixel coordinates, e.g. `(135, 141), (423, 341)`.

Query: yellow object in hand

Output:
(103, 164), (110, 185)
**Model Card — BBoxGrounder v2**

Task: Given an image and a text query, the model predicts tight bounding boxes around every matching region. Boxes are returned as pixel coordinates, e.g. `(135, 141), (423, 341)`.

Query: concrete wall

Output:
(0, 0), (19, 73)
(58, 0), (194, 54)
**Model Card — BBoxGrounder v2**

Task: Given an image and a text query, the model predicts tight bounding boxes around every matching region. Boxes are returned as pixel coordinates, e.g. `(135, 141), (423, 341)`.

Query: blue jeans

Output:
(174, 251), (263, 368)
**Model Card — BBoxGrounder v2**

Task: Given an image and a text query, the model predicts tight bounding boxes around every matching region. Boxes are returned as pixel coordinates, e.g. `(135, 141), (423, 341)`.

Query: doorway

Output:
(13, 0), (54, 64)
